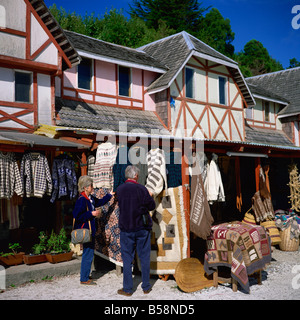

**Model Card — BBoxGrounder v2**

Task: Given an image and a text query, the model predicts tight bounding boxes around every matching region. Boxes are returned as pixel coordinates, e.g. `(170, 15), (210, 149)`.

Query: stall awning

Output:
(0, 131), (88, 149)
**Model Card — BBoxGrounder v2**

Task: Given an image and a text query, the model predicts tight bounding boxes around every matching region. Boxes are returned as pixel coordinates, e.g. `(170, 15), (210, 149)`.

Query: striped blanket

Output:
(145, 148), (168, 197)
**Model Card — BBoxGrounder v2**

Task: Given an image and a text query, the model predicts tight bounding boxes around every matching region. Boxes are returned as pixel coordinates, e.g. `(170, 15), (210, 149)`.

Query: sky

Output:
(43, 0), (300, 68)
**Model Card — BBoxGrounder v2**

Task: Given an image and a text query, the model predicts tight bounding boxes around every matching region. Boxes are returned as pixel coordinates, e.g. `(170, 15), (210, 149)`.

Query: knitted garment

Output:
(204, 153), (225, 204)
(20, 153), (52, 198)
(145, 148), (168, 196)
(50, 156), (77, 203)
(0, 152), (23, 199)
(93, 143), (118, 189)
(87, 155), (95, 178)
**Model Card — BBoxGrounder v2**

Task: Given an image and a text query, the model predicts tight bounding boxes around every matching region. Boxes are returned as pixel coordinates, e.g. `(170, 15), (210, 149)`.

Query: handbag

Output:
(71, 204), (92, 244)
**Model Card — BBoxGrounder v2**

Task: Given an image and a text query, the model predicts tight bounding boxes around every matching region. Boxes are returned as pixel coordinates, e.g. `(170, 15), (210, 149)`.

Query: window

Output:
(15, 71), (32, 103)
(119, 66), (131, 97)
(185, 67), (194, 98)
(264, 101), (270, 122)
(245, 106), (253, 119)
(78, 58), (92, 90)
(219, 76), (227, 105)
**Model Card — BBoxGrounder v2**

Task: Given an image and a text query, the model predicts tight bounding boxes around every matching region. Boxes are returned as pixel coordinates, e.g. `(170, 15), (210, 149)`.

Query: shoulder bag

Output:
(71, 203), (92, 244)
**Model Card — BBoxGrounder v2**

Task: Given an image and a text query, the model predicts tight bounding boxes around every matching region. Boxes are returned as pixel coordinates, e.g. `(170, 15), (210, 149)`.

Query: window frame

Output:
(264, 100), (270, 122)
(14, 70), (32, 103)
(118, 65), (131, 97)
(218, 76), (227, 105)
(185, 67), (195, 99)
(77, 57), (93, 91)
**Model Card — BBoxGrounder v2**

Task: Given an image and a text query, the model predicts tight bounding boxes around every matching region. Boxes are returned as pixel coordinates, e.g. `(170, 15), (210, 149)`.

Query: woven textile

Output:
(94, 188), (123, 266)
(145, 148), (168, 196)
(93, 143), (118, 189)
(149, 186), (188, 275)
(204, 222), (271, 293)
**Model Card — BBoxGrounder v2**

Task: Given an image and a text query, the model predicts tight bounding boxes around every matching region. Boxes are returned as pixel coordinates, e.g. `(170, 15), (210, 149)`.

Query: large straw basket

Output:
(174, 258), (213, 293)
(260, 220), (281, 245)
(279, 225), (299, 251)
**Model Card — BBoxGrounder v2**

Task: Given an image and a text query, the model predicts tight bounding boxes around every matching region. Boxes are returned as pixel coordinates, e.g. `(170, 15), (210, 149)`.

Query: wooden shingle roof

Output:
(55, 97), (169, 135)
(246, 67), (300, 118)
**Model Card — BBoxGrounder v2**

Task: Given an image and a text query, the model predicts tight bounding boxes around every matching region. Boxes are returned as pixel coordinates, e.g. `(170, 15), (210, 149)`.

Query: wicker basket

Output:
(260, 220), (281, 245)
(242, 211), (256, 225)
(279, 225), (300, 251)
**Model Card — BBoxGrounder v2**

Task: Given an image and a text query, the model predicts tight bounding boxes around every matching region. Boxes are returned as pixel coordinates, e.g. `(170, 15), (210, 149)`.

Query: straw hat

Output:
(242, 212), (256, 225)
(174, 258), (214, 293)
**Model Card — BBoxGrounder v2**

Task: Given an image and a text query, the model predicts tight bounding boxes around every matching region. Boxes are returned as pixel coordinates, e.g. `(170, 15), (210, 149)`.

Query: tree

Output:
(288, 58), (300, 69)
(197, 8), (235, 57)
(129, 0), (208, 34)
(236, 40), (283, 77)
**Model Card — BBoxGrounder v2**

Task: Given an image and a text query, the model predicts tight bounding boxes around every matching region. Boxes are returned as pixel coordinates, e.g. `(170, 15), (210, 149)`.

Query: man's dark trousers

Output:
(120, 229), (151, 294)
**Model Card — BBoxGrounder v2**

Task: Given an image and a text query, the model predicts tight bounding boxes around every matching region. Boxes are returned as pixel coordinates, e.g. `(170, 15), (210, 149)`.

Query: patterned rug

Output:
(204, 221), (271, 293)
(149, 186), (188, 275)
(94, 188), (123, 266)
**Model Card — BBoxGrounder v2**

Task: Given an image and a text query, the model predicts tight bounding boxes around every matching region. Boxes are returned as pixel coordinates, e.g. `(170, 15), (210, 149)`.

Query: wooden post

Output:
(255, 157), (261, 192)
(81, 152), (87, 176)
(181, 152), (190, 258)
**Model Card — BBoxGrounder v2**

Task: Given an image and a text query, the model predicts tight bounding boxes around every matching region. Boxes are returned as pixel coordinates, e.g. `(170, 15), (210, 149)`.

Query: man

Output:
(116, 165), (156, 296)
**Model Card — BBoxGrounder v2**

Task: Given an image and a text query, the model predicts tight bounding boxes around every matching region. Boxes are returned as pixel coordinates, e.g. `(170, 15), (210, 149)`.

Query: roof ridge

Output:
(247, 66), (300, 80)
(64, 29), (148, 55)
(138, 31), (186, 50)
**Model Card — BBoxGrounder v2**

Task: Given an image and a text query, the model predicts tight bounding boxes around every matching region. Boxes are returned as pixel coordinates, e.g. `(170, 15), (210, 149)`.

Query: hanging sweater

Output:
(0, 152), (23, 199)
(20, 153), (53, 198)
(93, 143), (118, 189)
(145, 148), (168, 196)
(204, 153), (225, 203)
(50, 156), (77, 203)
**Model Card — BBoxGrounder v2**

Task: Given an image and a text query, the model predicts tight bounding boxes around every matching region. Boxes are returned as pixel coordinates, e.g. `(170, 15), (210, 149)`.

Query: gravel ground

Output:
(0, 247), (299, 301)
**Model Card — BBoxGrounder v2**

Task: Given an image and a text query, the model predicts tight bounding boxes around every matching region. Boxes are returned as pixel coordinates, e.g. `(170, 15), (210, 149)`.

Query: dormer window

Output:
(119, 66), (131, 97)
(78, 58), (92, 90)
(185, 67), (194, 99)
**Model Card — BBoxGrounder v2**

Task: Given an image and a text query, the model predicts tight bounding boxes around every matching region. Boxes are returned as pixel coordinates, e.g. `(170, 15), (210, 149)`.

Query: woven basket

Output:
(260, 220), (281, 245)
(279, 225), (300, 251)
(242, 212), (256, 225)
(174, 258), (214, 293)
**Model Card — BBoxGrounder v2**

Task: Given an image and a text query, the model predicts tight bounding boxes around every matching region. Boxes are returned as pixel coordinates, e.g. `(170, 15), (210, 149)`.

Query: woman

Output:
(73, 175), (112, 285)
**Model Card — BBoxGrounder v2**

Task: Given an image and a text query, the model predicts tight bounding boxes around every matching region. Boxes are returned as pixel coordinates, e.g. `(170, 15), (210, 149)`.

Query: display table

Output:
(204, 221), (272, 293)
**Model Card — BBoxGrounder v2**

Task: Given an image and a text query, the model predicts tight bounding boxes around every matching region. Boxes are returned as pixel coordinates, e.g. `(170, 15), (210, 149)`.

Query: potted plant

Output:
(45, 228), (73, 264)
(0, 243), (25, 267)
(23, 231), (48, 265)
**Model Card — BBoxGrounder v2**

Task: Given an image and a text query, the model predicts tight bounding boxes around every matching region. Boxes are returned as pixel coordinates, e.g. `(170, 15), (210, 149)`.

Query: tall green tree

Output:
(129, 0), (208, 34)
(288, 58), (300, 69)
(197, 8), (235, 57)
(236, 40), (283, 77)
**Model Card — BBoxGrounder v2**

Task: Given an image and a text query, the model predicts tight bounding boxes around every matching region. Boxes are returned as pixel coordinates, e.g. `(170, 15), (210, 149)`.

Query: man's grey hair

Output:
(78, 175), (93, 192)
(125, 165), (140, 179)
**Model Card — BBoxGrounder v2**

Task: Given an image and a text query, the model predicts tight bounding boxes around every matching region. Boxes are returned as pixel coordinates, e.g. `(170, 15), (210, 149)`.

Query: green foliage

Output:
(288, 58), (300, 69)
(197, 8), (235, 57)
(235, 40), (283, 77)
(0, 243), (22, 257)
(47, 229), (70, 254)
(32, 231), (48, 255)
